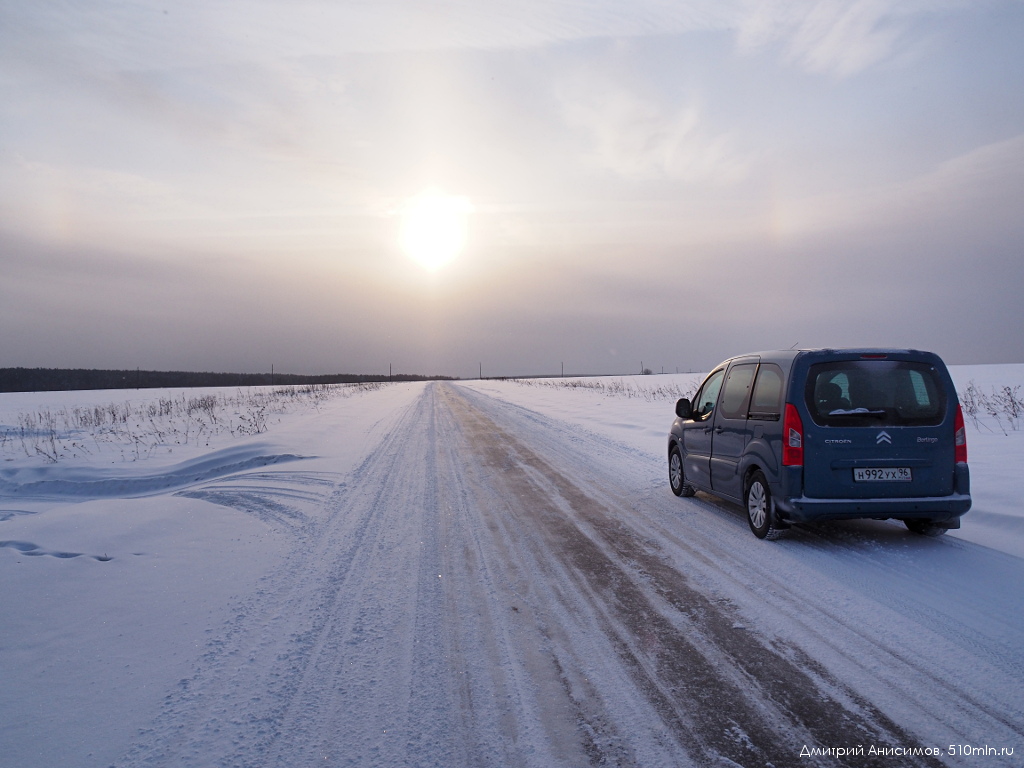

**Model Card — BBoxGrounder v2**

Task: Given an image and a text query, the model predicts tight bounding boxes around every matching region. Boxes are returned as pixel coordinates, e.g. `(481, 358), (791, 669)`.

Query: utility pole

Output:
(479, 362), (482, 380)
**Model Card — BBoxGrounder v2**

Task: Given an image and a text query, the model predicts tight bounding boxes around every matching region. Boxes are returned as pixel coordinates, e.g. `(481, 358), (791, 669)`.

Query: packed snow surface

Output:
(1, 368), (1022, 767)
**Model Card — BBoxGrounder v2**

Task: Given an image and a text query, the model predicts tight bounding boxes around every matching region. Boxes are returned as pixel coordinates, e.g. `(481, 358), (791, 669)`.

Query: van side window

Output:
(692, 369), (725, 421)
(719, 364), (757, 419)
(749, 364), (783, 420)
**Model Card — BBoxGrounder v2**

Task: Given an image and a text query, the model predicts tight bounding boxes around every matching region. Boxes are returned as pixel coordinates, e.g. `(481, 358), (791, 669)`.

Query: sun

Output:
(399, 189), (472, 271)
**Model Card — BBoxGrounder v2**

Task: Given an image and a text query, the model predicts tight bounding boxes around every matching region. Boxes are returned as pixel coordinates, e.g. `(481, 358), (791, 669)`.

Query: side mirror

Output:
(675, 398), (692, 419)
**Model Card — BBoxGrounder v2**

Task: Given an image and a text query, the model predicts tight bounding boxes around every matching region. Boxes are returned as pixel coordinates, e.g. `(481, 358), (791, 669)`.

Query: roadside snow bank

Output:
(1, 494), (291, 768)
(1, 443), (305, 499)
(0, 382), (426, 768)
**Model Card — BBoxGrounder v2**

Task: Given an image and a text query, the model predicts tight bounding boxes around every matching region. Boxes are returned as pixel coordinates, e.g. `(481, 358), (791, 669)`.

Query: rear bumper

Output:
(775, 493), (972, 524)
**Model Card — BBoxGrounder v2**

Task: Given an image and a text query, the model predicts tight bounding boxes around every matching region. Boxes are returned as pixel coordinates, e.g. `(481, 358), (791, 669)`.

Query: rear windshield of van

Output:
(806, 361), (947, 427)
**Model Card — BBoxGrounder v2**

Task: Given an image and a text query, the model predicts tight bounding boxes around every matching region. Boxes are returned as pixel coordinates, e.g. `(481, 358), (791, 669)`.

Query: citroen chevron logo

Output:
(876, 431), (892, 445)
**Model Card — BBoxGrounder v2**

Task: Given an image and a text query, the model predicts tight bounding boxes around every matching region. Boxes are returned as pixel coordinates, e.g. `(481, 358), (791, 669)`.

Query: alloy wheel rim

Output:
(670, 454), (682, 489)
(748, 482), (767, 528)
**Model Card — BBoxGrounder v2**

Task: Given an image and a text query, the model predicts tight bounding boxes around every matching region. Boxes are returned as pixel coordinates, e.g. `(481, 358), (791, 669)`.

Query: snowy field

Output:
(1, 366), (1022, 766)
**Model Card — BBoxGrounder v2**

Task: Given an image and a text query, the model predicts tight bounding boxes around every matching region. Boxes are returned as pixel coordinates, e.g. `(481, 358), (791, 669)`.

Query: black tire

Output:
(745, 470), (785, 540)
(669, 446), (696, 497)
(904, 519), (949, 537)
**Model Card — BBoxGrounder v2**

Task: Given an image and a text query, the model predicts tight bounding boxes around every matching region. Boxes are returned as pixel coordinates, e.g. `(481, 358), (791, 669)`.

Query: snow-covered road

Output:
(3, 379), (1023, 766)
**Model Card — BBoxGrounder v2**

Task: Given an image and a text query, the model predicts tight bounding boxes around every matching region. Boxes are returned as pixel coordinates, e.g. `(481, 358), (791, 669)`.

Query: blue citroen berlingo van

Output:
(667, 349), (971, 539)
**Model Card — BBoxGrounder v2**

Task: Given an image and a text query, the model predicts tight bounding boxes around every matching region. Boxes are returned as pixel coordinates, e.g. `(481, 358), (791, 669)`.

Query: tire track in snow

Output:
(431, 384), (676, 767)
(444, 384), (945, 768)
(116, 387), (455, 766)
(455, 381), (1024, 764)
(255, 382), (462, 767)
(630, 496), (1024, 751)
(116, 383), (602, 767)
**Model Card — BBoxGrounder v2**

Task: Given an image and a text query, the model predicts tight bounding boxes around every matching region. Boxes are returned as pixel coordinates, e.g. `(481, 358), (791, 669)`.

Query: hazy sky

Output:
(2, 1), (1023, 378)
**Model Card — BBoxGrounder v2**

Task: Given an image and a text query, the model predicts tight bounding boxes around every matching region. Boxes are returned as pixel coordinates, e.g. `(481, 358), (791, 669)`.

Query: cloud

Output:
(918, 132), (1024, 198)
(735, 0), (970, 75)
(1, 1), (737, 69)
(3, 1), (982, 81)
(771, 132), (1024, 239)
(556, 77), (748, 184)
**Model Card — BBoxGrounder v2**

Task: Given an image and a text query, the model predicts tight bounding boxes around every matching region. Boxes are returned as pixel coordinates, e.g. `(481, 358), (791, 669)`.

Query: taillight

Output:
(782, 403), (804, 466)
(954, 404), (968, 464)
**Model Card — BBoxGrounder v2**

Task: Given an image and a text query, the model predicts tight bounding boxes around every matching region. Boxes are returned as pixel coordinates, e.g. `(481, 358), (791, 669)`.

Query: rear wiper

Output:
(828, 408), (888, 419)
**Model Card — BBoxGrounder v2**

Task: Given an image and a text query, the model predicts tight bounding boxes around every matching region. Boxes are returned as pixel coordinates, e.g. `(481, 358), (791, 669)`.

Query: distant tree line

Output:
(0, 368), (456, 393)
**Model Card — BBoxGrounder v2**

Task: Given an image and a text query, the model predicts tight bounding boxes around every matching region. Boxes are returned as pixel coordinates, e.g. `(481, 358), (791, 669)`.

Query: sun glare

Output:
(399, 189), (472, 271)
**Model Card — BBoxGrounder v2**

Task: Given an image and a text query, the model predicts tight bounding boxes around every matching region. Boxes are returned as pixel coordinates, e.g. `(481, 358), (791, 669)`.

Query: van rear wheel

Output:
(904, 519), (948, 537)
(745, 471), (785, 540)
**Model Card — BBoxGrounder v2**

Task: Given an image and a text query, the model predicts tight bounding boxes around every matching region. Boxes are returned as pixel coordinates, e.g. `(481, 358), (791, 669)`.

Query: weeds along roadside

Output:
(0, 382), (388, 464)
(507, 376), (704, 403)
(960, 381), (1024, 435)
(509, 377), (1023, 435)
(6, 378), (1018, 465)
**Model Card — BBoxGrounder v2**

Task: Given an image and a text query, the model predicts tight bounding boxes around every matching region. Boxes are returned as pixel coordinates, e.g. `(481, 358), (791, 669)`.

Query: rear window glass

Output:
(806, 361), (946, 427)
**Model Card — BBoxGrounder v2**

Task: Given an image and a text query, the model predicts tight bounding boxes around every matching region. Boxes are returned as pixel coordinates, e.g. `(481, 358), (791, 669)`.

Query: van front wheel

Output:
(746, 471), (785, 540)
(669, 446), (696, 497)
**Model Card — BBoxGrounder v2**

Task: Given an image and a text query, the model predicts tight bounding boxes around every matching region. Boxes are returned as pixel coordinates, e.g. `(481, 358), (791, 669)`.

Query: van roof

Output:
(718, 348), (937, 366)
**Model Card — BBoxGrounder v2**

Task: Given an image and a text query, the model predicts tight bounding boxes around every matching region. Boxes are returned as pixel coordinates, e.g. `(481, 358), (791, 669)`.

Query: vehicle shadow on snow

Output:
(689, 490), (960, 550)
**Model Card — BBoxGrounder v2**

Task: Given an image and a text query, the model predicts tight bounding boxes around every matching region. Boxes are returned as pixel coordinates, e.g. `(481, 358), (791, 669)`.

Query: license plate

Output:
(854, 467), (912, 482)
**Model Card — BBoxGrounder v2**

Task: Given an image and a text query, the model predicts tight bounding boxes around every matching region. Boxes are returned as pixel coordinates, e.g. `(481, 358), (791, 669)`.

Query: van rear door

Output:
(709, 358), (758, 501)
(801, 358), (956, 500)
